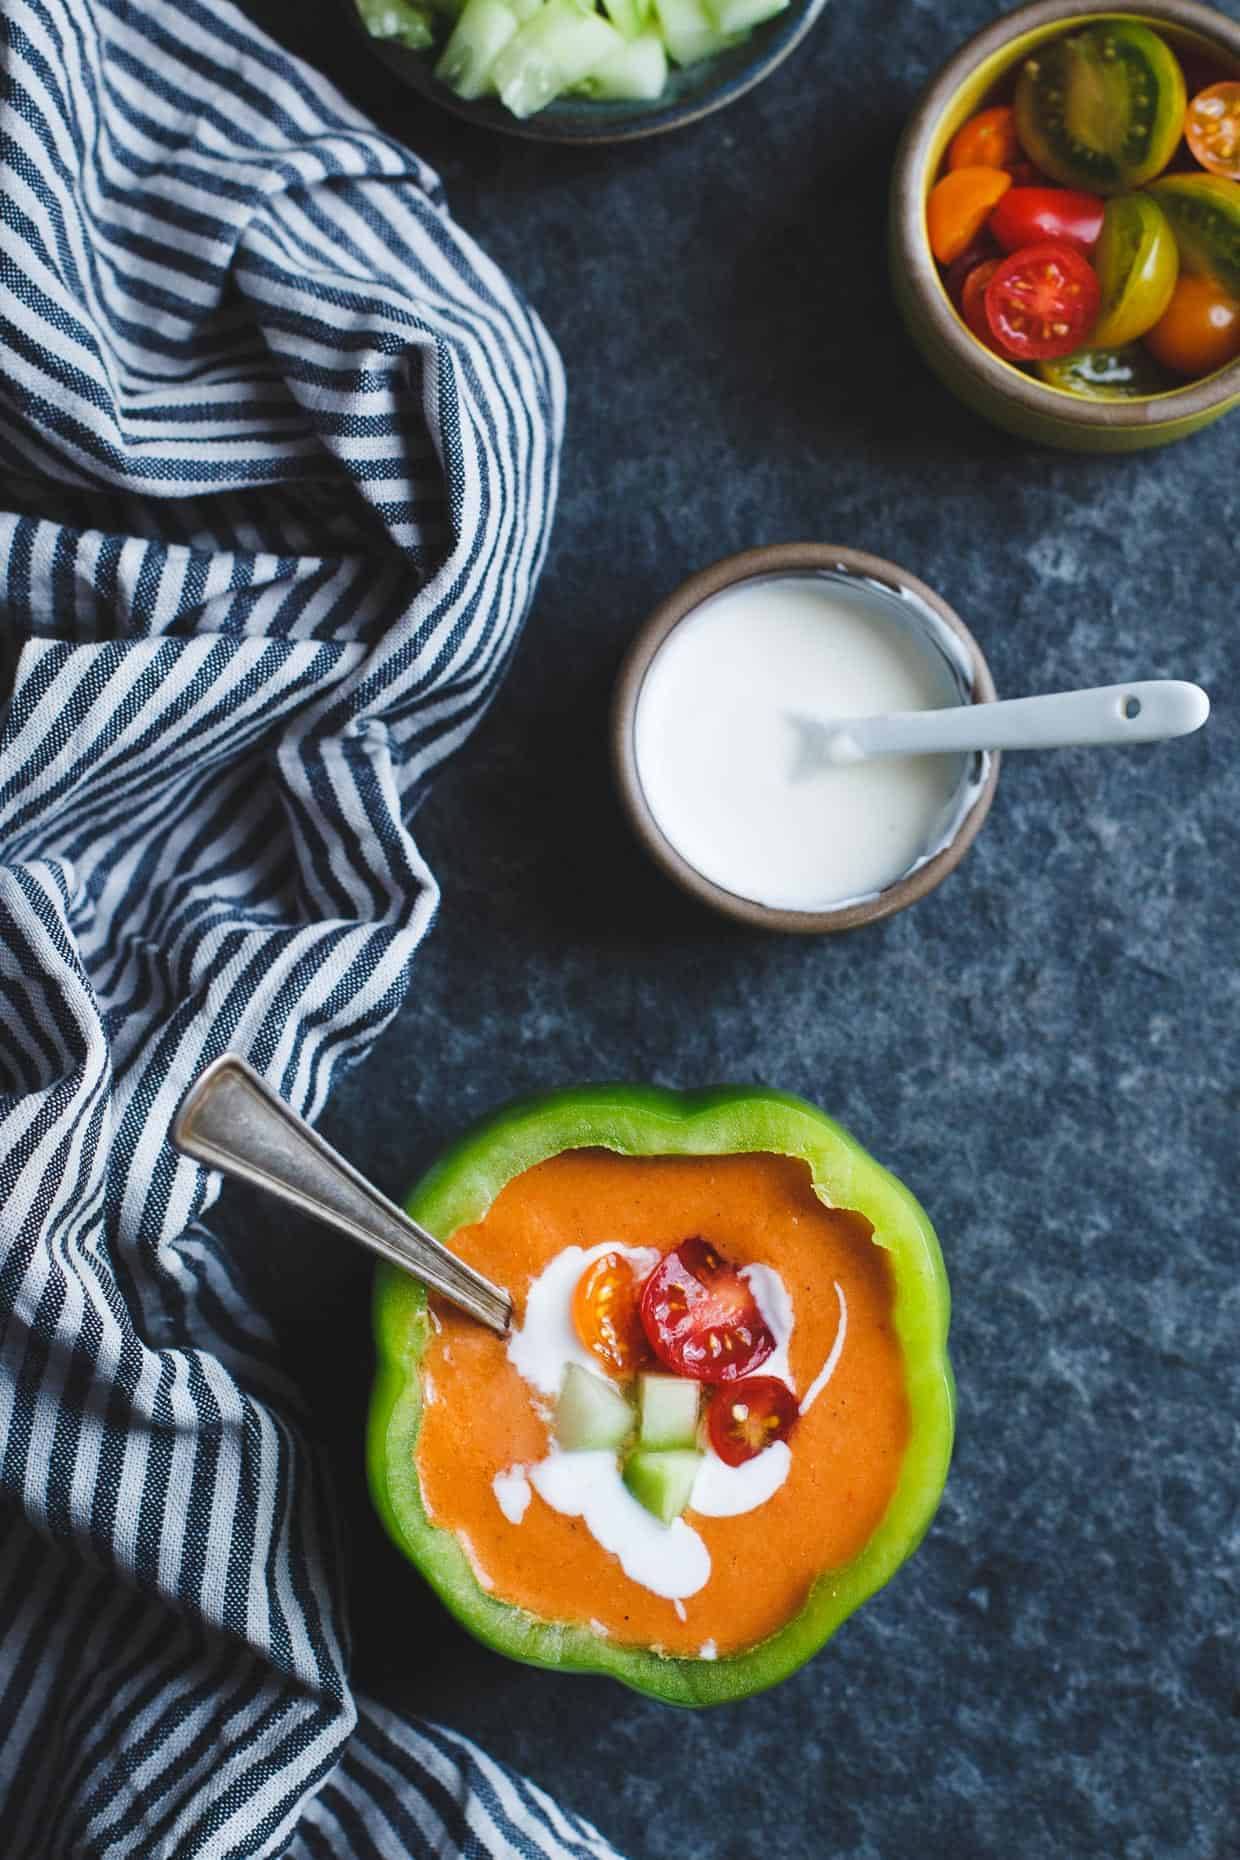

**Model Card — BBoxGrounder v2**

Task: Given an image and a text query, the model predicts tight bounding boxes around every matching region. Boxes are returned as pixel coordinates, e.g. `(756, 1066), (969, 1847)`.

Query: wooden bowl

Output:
(345, 0), (830, 144)
(610, 544), (1000, 933)
(889, 0), (1240, 452)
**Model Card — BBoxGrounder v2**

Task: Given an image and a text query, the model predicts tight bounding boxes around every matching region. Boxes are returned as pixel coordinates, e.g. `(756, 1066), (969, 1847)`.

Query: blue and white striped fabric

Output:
(0, 1), (622, 1855)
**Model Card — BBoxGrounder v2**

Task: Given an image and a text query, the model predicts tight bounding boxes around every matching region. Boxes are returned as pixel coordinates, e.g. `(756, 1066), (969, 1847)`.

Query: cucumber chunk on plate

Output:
(492, 0), (625, 117)
(356, 0), (437, 49)
(638, 1373), (700, 1450)
(624, 1448), (704, 1524)
(436, 0), (521, 97)
(653, 0), (735, 67)
(555, 1363), (634, 1452)
(599, 0), (648, 39)
(575, 28), (666, 99)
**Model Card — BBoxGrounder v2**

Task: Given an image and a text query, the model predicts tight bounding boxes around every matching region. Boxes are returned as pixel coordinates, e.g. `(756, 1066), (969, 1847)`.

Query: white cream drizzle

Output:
(691, 1440), (792, 1516)
(529, 1450), (710, 1600)
(492, 1466), (531, 1525)
(741, 1264), (795, 1389)
(800, 1281), (847, 1415)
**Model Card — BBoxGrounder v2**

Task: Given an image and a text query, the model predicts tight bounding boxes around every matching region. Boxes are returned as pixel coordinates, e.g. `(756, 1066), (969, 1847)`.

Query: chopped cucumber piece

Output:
(708, 0), (786, 34)
(638, 1373), (700, 1450)
(493, 0), (624, 116)
(577, 28), (666, 98)
(555, 1363), (634, 1452)
(356, 0), (436, 49)
(653, 0), (733, 66)
(599, 0), (648, 40)
(510, 0), (542, 19)
(436, 0), (521, 98)
(624, 1448), (704, 1524)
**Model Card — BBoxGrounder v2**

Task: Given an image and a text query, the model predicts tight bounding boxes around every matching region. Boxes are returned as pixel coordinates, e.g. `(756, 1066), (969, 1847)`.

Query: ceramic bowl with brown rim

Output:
(890, 0), (1240, 452)
(610, 544), (1000, 934)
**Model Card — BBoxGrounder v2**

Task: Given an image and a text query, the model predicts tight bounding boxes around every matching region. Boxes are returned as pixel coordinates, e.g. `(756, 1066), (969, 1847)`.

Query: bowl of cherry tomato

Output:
(890, 0), (1240, 450)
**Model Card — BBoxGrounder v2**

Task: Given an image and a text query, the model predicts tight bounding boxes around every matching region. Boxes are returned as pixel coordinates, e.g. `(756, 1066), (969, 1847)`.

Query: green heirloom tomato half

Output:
(1014, 22), (1186, 194)
(1149, 172), (1240, 301)
(1093, 195), (1179, 348)
(1038, 343), (1171, 399)
(367, 1084), (955, 1707)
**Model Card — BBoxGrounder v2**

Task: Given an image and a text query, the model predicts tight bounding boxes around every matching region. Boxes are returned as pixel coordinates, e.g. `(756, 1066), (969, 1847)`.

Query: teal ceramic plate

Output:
(346, 0), (830, 142)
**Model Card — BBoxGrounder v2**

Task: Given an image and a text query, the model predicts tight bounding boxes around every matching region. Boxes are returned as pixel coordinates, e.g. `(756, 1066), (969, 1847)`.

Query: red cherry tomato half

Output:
(989, 187), (1105, 254)
(707, 1377), (799, 1467)
(573, 1251), (650, 1376)
(639, 1238), (775, 1382)
(960, 259), (1002, 348)
(984, 241), (1102, 361)
(943, 234), (999, 306)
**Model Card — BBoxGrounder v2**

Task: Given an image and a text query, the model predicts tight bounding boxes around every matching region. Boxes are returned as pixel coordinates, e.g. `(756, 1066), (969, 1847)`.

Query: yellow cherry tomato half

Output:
(1186, 82), (1240, 182)
(948, 105), (1021, 172)
(927, 166), (1013, 265)
(1143, 274), (1240, 376)
(572, 1250), (650, 1376)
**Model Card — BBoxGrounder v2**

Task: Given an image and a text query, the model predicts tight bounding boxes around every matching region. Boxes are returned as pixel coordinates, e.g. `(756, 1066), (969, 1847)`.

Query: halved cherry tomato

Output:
(639, 1238), (775, 1382)
(944, 234), (999, 306)
(948, 105), (1020, 172)
(1143, 274), (1240, 375)
(573, 1251), (650, 1376)
(707, 1377), (799, 1467)
(927, 166), (1012, 265)
(989, 187), (1105, 254)
(1186, 82), (1240, 181)
(984, 241), (1102, 360)
(960, 259), (1003, 350)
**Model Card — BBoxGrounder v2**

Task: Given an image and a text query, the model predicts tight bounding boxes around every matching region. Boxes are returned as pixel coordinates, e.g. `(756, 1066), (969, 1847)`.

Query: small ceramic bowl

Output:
(890, 0), (1240, 452)
(346, 0), (829, 144)
(611, 544), (1000, 933)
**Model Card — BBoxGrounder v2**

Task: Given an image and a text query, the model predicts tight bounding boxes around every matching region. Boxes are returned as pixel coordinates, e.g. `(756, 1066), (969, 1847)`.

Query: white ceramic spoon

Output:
(791, 680), (1211, 770)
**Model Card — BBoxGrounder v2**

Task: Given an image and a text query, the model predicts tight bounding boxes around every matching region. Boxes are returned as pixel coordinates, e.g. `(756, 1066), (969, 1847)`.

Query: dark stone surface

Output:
(227, 3), (1239, 1855)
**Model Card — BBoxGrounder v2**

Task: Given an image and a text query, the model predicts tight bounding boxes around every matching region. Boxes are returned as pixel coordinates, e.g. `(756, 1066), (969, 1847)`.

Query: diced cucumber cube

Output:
(707, 0), (786, 32)
(653, 0), (732, 65)
(577, 27), (667, 97)
(555, 1363), (634, 1452)
(510, 0), (542, 20)
(493, 0), (624, 116)
(356, 0), (436, 49)
(436, 0), (521, 98)
(638, 1373), (700, 1450)
(624, 1449), (704, 1524)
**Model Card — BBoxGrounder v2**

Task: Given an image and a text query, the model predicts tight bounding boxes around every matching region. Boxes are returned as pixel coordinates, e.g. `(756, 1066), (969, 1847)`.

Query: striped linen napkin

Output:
(0, 1), (623, 1854)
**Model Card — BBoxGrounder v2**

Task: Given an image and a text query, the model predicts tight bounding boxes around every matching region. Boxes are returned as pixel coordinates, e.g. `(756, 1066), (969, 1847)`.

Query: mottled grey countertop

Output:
(232, 3), (1238, 1854)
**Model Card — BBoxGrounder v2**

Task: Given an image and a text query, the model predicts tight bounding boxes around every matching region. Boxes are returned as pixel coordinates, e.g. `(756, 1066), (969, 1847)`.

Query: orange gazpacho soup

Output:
(415, 1148), (910, 1658)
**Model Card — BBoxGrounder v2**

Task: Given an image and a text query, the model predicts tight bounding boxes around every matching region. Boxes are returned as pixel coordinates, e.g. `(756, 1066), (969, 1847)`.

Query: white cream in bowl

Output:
(632, 570), (990, 914)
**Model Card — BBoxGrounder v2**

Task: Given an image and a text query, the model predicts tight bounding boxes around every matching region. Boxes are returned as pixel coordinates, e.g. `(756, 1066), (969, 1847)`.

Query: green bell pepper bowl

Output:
(367, 1083), (954, 1707)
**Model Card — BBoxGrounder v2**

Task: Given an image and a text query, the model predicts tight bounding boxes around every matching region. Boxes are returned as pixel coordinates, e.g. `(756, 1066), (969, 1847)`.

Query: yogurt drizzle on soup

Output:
(415, 1150), (910, 1657)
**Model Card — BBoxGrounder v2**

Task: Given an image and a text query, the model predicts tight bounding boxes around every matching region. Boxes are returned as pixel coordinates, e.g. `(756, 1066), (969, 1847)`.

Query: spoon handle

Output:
(837, 680), (1210, 762)
(172, 1055), (512, 1335)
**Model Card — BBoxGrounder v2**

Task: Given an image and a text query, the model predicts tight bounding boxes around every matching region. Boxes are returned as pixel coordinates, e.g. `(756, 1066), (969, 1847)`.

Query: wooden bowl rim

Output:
(891, 0), (1240, 430)
(610, 544), (1001, 934)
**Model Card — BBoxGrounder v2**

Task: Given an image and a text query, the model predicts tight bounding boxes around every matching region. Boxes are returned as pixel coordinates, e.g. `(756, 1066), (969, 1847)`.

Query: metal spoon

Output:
(172, 1054), (512, 1334)
(789, 679), (1210, 772)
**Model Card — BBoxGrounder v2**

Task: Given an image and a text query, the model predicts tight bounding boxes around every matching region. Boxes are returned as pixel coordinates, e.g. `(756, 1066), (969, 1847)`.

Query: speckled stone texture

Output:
(227, 4), (1238, 1855)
